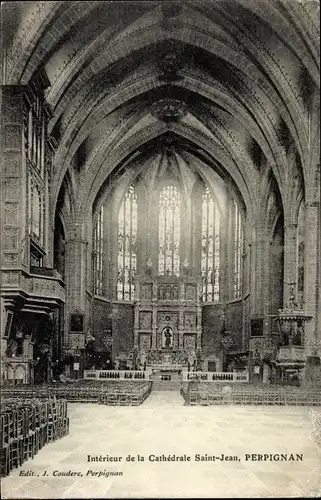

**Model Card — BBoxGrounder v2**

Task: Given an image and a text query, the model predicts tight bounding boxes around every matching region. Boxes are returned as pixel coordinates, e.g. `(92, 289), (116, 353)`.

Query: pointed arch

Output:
(158, 185), (181, 276)
(201, 185), (221, 302)
(117, 185), (137, 300)
(93, 205), (104, 296)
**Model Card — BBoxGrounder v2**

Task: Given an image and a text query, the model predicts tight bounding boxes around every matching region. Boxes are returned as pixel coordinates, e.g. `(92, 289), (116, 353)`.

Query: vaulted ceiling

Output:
(2, 0), (320, 224)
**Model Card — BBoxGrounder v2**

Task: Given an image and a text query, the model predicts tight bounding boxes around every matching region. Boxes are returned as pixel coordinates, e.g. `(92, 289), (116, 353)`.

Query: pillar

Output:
(64, 225), (89, 346)
(283, 222), (298, 304)
(304, 203), (319, 350)
(133, 304), (139, 349)
(249, 222), (270, 329)
(152, 281), (157, 349)
(178, 307), (184, 350)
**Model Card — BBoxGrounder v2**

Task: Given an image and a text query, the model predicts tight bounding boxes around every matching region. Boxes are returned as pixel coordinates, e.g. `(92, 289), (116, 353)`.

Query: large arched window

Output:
(93, 206), (104, 296)
(201, 186), (220, 302)
(158, 185), (180, 276)
(233, 199), (243, 298)
(117, 186), (137, 300)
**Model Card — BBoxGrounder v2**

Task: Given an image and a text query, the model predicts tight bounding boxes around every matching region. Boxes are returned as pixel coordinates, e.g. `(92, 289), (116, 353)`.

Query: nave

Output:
(0, 1), (320, 498)
(1, 392), (321, 499)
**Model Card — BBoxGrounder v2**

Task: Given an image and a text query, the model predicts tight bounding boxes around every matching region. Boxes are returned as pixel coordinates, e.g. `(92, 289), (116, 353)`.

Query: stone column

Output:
(304, 203), (319, 350)
(178, 306), (184, 349)
(152, 302), (157, 350)
(196, 304), (202, 350)
(283, 222), (298, 305)
(64, 230), (89, 346)
(226, 196), (234, 300)
(133, 304), (139, 349)
(65, 237), (88, 311)
(249, 223), (269, 323)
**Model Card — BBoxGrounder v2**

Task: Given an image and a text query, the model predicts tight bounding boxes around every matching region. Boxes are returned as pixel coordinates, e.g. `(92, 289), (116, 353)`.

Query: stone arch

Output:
(79, 123), (257, 236)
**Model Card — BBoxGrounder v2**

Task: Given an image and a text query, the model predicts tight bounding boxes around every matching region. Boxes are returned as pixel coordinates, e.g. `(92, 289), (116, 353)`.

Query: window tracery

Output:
(233, 199), (243, 298)
(93, 206), (104, 296)
(158, 185), (180, 276)
(201, 186), (220, 302)
(117, 186), (137, 300)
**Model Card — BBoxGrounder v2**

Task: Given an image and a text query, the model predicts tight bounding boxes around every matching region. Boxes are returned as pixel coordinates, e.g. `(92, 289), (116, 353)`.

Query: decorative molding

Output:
(157, 312), (178, 326)
(184, 313), (197, 329)
(151, 99), (187, 122)
(139, 311), (152, 329)
(158, 51), (184, 82)
(157, 284), (179, 300)
(140, 284), (153, 300)
(185, 284), (197, 300)
(5, 2), (56, 75)
(138, 333), (151, 352)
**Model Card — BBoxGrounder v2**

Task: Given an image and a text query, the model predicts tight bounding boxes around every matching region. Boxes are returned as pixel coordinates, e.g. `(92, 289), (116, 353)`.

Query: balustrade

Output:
(182, 371), (249, 382)
(84, 370), (147, 380)
(83, 370), (249, 382)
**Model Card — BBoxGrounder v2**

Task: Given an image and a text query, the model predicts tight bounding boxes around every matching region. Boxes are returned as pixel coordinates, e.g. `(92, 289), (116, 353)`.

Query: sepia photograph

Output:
(0, 0), (320, 498)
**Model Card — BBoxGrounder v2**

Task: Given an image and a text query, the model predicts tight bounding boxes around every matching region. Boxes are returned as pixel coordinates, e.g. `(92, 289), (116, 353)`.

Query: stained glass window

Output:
(117, 186), (137, 300)
(233, 199), (243, 298)
(201, 186), (220, 302)
(93, 206), (104, 296)
(158, 185), (180, 276)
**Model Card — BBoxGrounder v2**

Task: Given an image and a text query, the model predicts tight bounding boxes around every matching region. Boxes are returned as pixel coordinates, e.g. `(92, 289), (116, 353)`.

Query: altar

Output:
(146, 350), (187, 380)
(148, 365), (186, 381)
(133, 274), (202, 364)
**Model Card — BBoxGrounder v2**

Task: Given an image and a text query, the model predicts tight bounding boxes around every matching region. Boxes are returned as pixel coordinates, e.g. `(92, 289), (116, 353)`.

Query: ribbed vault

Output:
(2, 0), (319, 229)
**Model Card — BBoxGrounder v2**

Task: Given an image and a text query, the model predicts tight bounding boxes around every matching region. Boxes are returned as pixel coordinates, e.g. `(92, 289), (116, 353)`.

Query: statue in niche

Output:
(162, 326), (173, 348)
(172, 286), (179, 300)
(158, 286), (165, 300)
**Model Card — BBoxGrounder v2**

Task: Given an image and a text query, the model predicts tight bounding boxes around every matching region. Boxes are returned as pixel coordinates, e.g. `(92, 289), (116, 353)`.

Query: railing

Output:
(30, 266), (61, 278)
(182, 371), (249, 382)
(84, 370), (249, 382)
(28, 275), (65, 302)
(84, 370), (147, 380)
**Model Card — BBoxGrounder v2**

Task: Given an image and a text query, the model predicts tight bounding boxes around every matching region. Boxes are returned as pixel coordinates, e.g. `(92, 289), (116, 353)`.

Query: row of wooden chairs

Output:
(182, 383), (321, 406)
(0, 397), (69, 478)
(1, 381), (153, 406)
(98, 383), (152, 406)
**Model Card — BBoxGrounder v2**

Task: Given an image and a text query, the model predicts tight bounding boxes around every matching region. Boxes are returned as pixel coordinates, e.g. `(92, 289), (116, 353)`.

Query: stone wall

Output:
(92, 297), (111, 344)
(112, 303), (134, 358)
(201, 304), (224, 357)
(227, 300), (243, 350)
(269, 217), (284, 316)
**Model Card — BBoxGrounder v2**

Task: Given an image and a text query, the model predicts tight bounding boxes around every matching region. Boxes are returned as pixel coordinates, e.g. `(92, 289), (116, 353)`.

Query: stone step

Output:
(152, 381), (182, 391)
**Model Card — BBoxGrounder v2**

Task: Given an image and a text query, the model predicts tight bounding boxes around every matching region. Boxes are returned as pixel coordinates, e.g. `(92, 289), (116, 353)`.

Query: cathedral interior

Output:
(0, 0), (320, 385)
(1, 1), (321, 497)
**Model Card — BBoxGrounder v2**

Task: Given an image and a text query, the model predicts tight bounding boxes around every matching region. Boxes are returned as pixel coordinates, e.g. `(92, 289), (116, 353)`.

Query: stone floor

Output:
(1, 391), (321, 499)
